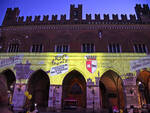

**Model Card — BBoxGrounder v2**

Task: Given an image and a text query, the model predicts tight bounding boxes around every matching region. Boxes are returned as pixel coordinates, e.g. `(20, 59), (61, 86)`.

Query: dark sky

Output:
(0, 0), (150, 25)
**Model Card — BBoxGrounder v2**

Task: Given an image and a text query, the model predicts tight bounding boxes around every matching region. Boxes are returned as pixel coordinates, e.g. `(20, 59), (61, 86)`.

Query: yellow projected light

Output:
(0, 53), (147, 85)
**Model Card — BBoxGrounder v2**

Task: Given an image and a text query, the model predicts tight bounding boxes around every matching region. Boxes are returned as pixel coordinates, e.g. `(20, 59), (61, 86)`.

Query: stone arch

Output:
(137, 70), (150, 105)
(102, 69), (122, 78)
(26, 69), (50, 109)
(62, 70), (86, 110)
(7, 38), (21, 52)
(1, 69), (16, 104)
(99, 70), (125, 110)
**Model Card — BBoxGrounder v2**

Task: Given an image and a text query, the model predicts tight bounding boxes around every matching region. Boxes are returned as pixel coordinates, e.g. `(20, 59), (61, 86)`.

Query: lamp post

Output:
(8, 85), (14, 104)
(34, 103), (38, 113)
(138, 81), (145, 107)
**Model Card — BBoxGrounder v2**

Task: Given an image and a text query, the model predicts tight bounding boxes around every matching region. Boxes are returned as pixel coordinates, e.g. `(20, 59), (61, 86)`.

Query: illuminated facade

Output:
(0, 4), (150, 112)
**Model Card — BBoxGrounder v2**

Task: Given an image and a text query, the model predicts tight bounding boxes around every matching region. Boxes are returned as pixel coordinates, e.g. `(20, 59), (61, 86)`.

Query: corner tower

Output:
(135, 4), (150, 23)
(2, 8), (20, 26)
(70, 4), (82, 21)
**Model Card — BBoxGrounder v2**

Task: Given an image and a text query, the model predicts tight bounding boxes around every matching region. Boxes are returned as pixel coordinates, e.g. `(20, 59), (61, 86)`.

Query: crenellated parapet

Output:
(34, 16), (41, 22)
(26, 16), (32, 23)
(52, 15), (57, 21)
(103, 14), (109, 22)
(2, 4), (150, 26)
(121, 14), (128, 23)
(112, 14), (119, 22)
(95, 14), (100, 21)
(43, 15), (49, 22)
(86, 14), (92, 21)
(18, 16), (24, 23)
(129, 14), (136, 23)
(60, 15), (66, 21)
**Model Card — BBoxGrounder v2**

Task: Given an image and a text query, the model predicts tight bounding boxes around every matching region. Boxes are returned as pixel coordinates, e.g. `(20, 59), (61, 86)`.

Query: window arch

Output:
(7, 39), (21, 52)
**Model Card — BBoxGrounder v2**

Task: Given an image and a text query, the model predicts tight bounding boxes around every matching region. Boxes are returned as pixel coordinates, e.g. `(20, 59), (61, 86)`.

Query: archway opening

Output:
(27, 69), (50, 109)
(1, 69), (16, 104)
(99, 70), (125, 110)
(137, 70), (150, 106)
(62, 70), (86, 110)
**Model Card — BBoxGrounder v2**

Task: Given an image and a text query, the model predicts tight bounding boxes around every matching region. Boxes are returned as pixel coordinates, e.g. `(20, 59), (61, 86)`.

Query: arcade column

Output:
(123, 73), (139, 110)
(86, 77), (101, 112)
(48, 85), (62, 112)
(12, 82), (26, 112)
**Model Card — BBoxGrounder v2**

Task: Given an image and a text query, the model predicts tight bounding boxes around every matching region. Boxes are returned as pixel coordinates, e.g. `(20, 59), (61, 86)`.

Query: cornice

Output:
(1, 24), (150, 32)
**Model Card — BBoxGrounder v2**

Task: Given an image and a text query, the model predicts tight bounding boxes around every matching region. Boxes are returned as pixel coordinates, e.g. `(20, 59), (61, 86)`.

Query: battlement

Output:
(16, 13), (138, 24)
(135, 4), (150, 23)
(61, 14), (66, 21)
(2, 4), (150, 26)
(135, 4), (150, 11)
(6, 8), (19, 13)
(70, 4), (82, 9)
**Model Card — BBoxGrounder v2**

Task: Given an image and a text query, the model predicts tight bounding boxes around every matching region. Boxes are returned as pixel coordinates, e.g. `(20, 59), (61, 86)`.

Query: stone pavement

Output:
(39, 109), (109, 113)
(14, 109), (109, 113)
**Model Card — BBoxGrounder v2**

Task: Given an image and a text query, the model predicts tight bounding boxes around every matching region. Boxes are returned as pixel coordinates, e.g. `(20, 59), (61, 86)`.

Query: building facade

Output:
(0, 4), (150, 112)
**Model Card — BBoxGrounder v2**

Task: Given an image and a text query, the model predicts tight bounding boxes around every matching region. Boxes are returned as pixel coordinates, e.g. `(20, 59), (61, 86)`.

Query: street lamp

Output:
(34, 103), (38, 112)
(138, 81), (145, 107)
(9, 84), (14, 104)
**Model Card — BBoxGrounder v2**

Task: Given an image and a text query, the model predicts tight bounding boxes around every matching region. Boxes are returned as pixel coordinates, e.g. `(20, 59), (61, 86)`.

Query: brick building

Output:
(0, 4), (150, 112)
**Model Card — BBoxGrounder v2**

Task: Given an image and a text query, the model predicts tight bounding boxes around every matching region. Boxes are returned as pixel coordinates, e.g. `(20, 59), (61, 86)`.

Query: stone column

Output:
(94, 77), (101, 112)
(94, 86), (101, 112)
(86, 78), (101, 112)
(48, 85), (62, 112)
(123, 73), (139, 110)
(86, 84), (93, 112)
(55, 86), (62, 112)
(12, 83), (26, 111)
(48, 86), (53, 109)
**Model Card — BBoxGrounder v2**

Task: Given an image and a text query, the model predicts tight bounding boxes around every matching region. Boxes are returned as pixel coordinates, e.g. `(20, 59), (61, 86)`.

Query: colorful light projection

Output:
(0, 53), (148, 85)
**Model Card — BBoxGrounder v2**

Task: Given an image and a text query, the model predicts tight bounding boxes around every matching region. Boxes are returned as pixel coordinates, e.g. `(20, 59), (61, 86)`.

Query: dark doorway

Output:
(137, 70), (150, 105)
(27, 69), (50, 109)
(62, 70), (86, 110)
(1, 69), (16, 104)
(99, 70), (125, 110)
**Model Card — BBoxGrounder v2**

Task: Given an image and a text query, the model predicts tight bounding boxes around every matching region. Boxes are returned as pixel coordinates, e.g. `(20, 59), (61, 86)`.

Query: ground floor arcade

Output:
(0, 53), (150, 112)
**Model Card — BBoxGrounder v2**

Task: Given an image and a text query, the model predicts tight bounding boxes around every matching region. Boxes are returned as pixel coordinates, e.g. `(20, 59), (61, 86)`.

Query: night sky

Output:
(0, 0), (150, 25)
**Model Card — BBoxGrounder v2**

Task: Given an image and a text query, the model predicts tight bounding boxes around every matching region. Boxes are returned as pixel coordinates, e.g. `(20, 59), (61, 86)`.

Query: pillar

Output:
(12, 83), (26, 111)
(86, 78), (101, 112)
(48, 85), (62, 112)
(123, 73), (139, 110)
